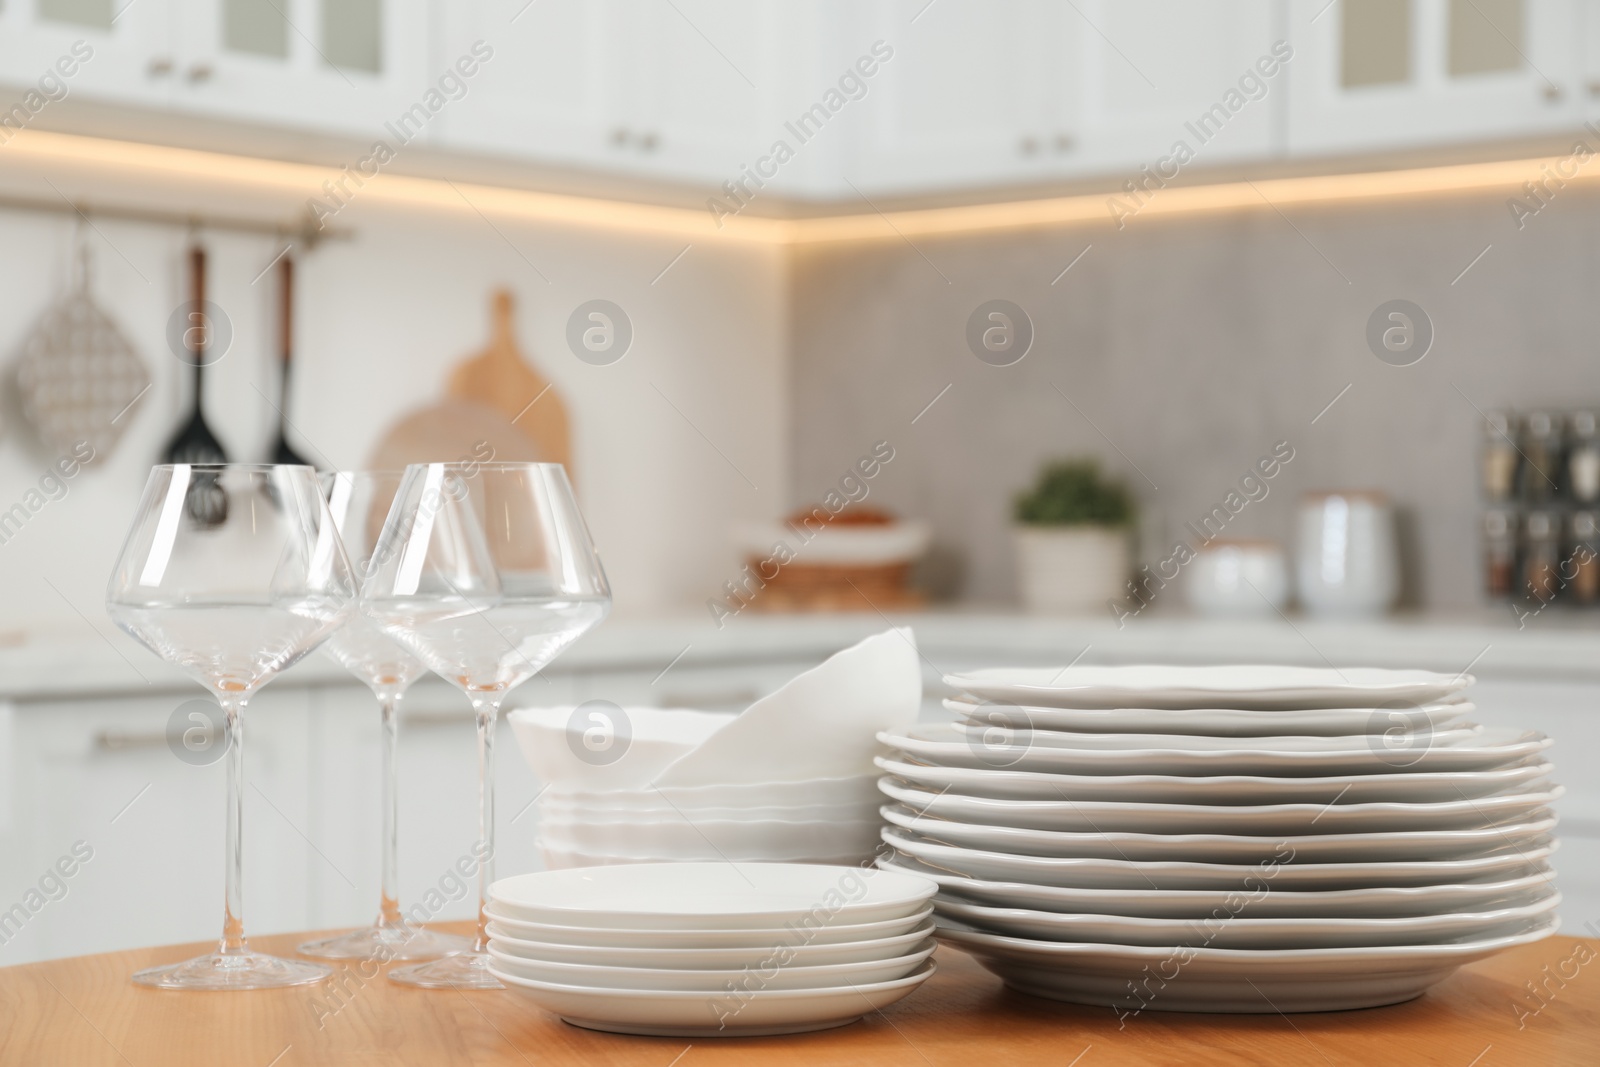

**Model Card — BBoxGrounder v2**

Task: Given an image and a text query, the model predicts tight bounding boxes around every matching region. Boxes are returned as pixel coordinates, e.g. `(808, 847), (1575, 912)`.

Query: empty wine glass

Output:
(362, 462), (610, 989)
(106, 464), (354, 989)
(299, 471), (473, 962)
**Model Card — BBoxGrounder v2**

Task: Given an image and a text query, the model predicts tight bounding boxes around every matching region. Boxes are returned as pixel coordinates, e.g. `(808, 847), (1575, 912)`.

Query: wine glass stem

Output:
(377, 692), (403, 929)
(220, 698), (248, 957)
(472, 698), (500, 954)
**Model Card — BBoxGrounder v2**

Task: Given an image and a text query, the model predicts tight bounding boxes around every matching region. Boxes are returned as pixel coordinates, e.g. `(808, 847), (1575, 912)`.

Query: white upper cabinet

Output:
(842, 0), (1067, 196)
(1286, 0), (1583, 157)
(171, 0), (432, 138)
(1067, 0), (1284, 177)
(0, 0), (176, 109)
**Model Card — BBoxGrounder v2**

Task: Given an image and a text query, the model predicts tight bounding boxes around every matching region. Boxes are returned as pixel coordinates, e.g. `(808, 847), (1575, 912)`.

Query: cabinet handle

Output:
(1053, 133), (1075, 153)
(147, 57), (174, 78)
(94, 729), (168, 751)
(404, 711), (473, 728)
(1018, 136), (1039, 156)
(187, 63), (214, 84)
(657, 688), (762, 709)
(1541, 83), (1564, 103)
(610, 127), (630, 147)
(637, 132), (659, 152)
(1586, 80), (1600, 99)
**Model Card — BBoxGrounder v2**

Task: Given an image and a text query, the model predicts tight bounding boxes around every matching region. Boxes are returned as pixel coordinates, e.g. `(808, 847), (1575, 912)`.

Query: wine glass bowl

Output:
(106, 464), (355, 990)
(361, 462), (610, 989)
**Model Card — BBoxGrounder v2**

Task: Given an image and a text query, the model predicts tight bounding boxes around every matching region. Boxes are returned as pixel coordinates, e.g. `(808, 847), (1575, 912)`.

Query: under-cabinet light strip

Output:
(3, 128), (1588, 245)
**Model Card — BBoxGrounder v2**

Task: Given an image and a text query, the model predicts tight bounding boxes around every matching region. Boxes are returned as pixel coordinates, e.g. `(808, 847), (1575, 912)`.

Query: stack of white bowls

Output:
(509, 706), (886, 866)
(484, 862), (938, 1036)
(876, 664), (1562, 1014)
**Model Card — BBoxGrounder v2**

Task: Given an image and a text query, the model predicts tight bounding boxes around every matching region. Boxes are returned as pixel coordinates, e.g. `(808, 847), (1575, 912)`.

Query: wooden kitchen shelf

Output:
(0, 925), (1593, 1065)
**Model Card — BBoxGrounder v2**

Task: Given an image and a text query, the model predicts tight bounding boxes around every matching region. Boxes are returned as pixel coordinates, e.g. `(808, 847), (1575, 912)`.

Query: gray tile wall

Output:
(788, 183), (1600, 611)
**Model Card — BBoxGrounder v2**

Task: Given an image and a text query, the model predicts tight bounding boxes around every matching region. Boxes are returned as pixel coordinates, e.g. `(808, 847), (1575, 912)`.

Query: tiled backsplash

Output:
(788, 182), (1600, 611)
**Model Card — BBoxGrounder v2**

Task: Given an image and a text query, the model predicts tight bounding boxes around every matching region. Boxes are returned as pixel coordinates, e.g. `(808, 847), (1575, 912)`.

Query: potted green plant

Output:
(1013, 460), (1135, 613)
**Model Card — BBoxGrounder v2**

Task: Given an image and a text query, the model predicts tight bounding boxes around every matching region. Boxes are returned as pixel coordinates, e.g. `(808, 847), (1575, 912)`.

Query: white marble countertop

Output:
(5, 605), (1600, 701)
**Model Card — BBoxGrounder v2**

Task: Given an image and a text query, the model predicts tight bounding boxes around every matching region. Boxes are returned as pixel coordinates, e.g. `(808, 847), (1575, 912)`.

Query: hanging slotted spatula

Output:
(15, 222), (151, 457)
(270, 253), (313, 468)
(162, 244), (229, 526)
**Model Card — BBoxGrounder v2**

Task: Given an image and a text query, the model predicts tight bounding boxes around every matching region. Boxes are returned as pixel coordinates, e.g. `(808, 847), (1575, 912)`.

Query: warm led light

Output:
(3, 128), (1584, 246)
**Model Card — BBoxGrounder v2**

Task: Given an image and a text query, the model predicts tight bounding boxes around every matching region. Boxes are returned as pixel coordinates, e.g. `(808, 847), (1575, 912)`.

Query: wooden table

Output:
(1, 926), (1594, 1066)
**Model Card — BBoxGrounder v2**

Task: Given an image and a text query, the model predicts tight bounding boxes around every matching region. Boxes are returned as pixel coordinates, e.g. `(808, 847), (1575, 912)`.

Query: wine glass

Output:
(299, 471), (473, 961)
(106, 464), (355, 989)
(361, 462), (610, 989)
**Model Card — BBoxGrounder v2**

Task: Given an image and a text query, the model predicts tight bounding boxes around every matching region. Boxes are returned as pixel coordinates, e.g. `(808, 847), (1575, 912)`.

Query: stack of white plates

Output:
(876, 665), (1562, 1014)
(485, 863), (938, 1036)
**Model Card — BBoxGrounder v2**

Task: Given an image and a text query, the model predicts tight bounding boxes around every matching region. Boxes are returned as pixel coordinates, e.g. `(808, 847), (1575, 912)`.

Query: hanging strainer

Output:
(15, 227), (152, 457)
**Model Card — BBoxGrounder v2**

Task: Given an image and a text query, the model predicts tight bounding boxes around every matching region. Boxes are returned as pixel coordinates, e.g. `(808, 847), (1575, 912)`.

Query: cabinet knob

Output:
(1018, 136), (1039, 156)
(637, 131), (659, 152)
(610, 127), (630, 147)
(1586, 80), (1600, 99)
(1053, 133), (1075, 153)
(1542, 83), (1564, 103)
(147, 56), (174, 78)
(187, 63), (214, 84)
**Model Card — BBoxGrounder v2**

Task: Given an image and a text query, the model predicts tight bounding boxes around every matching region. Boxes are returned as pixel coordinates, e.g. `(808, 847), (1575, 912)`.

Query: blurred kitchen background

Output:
(4, 0), (1600, 962)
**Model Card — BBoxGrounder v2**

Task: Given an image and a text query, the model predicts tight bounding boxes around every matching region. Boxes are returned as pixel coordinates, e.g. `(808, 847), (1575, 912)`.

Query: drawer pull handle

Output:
(94, 729), (168, 751)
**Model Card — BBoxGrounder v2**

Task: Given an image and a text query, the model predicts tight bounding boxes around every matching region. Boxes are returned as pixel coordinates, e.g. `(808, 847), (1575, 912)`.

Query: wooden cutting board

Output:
(447, 289), (572, 473)
(365, 290), (572, 476)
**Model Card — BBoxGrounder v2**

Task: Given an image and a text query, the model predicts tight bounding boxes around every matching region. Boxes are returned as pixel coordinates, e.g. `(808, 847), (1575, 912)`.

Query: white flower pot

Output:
(1013, 525), (1130, 614)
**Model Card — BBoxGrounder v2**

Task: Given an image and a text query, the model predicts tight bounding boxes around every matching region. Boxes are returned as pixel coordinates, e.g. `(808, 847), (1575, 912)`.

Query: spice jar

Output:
(1569, 411), (1600, 504)
(1482, 411), (1520, 501)
(1524, 510), (1561, 602)
(1519, 412), (1561, 501)
(1571, 511), (1600, 604)
(1483, 510), (1517, 598)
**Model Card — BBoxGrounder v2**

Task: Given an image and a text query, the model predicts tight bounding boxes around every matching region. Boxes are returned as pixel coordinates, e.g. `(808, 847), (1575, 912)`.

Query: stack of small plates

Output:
(485, 863), (937, 1036)
(876, 665), (1562, 1014)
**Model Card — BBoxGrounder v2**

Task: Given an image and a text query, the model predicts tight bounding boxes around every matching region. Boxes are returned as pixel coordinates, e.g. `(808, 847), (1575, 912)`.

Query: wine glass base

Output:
(132, 951), (331, 991)
(388, 951), (502, 989)
(298, 925), (473, 961)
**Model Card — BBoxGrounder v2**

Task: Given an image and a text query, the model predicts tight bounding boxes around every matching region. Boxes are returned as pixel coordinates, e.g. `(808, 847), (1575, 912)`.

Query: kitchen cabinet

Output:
(0, 0), (174, 110)
(0, 687), (314, 963)
(1285, 0), (1584, 158)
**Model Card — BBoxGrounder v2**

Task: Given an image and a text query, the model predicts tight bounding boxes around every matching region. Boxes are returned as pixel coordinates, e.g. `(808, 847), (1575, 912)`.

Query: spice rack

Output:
(1481, 410), (1600, 609)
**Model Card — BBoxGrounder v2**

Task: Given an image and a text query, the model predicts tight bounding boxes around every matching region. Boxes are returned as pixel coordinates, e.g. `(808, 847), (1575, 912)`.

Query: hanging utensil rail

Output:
(0, 193), (354, 244)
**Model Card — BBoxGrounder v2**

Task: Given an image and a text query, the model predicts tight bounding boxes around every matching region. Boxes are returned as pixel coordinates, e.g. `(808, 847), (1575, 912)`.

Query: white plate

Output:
(950, 715), (1478, 751)
(483, 904), (935, 948)
(882, 806), (1560, 863)
(541, 800), (879, 824)
(947, 697), (1474, 737)
(487, 941), (935, 991)
(489, 958), (936, 1037)
(488, 863), (934, 929)
(883, 827), (1558, 890)
(944, 665), (1473, 710)
(878, 777), (1560, 834)
(488, 922), (936, 968)
(933, 890), (1561, 949)
(884, 724), (1545, 776)
(935, 920), (1556, 1013)
(879, 857), (1558, 919)
(876, 755), (1553, 803)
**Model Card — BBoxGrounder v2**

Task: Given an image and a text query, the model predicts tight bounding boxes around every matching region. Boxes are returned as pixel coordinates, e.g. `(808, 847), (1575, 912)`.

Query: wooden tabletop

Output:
(0, 925), (1594, 1066)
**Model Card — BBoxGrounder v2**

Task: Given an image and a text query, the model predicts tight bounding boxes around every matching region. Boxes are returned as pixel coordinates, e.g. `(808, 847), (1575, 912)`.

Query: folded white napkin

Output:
(651, 627), (922, 787)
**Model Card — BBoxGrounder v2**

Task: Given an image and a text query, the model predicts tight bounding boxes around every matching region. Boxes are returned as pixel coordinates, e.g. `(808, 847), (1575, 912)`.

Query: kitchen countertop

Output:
(0, 926), (1592, 1065)
(7, 607), (1600, 701)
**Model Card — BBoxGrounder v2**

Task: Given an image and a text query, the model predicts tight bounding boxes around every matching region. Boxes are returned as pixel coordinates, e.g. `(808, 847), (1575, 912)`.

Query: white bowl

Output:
(489, 958), (936, 1037)
(489, 862), (934, 928)
(542, 773), (884, 813)
(539, 816), (885, 858)
(733, 519), (931, 565)
(488, 923), (936, 968)
(487, 941), (935, 991)
(482, 903), (936, 948)
(541, 799), (879, 824)
(507, 706), (733, 791)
